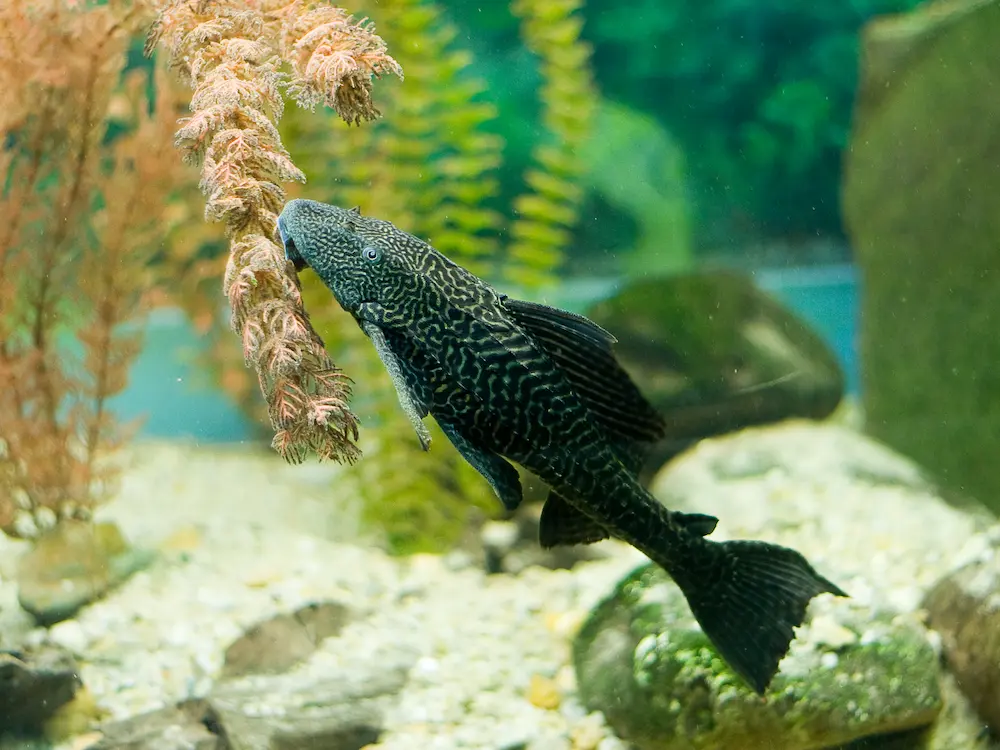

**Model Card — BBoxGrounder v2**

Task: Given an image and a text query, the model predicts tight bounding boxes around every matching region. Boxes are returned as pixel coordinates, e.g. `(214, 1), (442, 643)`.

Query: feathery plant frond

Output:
(147, 0), (404, 465)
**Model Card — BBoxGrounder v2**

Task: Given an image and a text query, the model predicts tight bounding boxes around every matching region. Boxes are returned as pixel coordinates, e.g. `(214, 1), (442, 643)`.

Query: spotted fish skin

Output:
(277, 199), (846, 694)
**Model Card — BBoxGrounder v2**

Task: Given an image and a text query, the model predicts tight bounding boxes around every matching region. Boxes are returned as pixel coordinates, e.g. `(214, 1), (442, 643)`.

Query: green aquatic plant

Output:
(282, 0), (505, 273)
(274, 0), (597, 554)
(579, 100), (693, 277)
(580, 0), (925, 242)
(504, 0), (596, 290)
(279, 0), (506, 554)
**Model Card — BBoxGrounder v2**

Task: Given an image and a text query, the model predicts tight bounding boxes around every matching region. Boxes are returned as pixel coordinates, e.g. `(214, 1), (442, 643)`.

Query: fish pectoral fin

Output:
(538, 491), (610, 548)
(437, 422), (523, 511)
(502, 297), (666, 443)
(672, 511), (719, 537)
(361, 320), (431, 450)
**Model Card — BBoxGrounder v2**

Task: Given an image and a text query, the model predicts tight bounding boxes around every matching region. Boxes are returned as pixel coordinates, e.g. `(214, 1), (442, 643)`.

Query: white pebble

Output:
(50, 620), (89, 654)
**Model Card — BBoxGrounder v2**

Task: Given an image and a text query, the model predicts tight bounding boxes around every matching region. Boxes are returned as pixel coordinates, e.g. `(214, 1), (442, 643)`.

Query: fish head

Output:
(277, 199), (440, 316)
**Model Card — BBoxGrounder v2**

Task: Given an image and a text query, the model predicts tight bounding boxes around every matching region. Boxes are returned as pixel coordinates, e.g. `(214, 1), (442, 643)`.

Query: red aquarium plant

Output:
(0, 0), (179, 541)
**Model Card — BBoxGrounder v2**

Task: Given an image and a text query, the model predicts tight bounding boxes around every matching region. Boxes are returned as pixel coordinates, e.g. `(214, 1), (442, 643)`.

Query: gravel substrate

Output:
(0, 440), (645, 750)
(0, 423), (989, 749)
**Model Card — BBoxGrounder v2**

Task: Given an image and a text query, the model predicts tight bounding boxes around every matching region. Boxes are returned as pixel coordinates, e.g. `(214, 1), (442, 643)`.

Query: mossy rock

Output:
(586, 272), (844, 480)
(573, 564), (942, 750)
(843, 0), (1000, 512)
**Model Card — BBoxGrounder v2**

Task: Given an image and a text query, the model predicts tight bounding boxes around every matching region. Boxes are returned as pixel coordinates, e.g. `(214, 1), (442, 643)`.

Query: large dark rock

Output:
(0, 645), (81, 734)
(586, 271), (844, 482)
(842, 0), (1000, 512)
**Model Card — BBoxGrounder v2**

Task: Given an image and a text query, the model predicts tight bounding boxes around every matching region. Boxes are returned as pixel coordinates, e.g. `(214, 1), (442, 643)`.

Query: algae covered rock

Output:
(586, 272), (844, 481)
(573, 564), (942, 750)
(843, 0), (1000, 512)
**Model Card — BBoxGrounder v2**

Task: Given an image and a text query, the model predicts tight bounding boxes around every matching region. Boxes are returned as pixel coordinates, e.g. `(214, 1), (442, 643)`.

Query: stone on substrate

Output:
(16, 521), (154, 626)
(206, 663), (408, 750)
(220, 600), (351, 679)
(573, 564), (942, 750)
(0, 645), (81, 734)
(925, 525), (1000, 732)
(586, 271), (845, 482)
(89, 700), (222, 750)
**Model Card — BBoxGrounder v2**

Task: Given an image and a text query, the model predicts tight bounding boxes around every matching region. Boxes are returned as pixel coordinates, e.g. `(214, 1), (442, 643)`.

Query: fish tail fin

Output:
(668, 538), (847, 694)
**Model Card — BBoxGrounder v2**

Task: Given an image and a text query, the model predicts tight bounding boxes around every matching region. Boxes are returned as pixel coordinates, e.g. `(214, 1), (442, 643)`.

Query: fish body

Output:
(277, 199), (846, 693)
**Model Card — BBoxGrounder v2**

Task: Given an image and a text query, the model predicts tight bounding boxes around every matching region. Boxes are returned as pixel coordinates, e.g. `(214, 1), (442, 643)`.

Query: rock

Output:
(220, 600), (351, 679)
(572, 564), (942, 750)
(843, 0), (1000, 513)
(89, 700), (222, 750)
(16, 520), (154, 625)
(921, 672), (997, 750)
(586, 272), (844, 482)
(924, 526), (1000, 731)
(207, 664), (408, 750)
(42, 686), (105, 743)
(0, 645), (81, 733)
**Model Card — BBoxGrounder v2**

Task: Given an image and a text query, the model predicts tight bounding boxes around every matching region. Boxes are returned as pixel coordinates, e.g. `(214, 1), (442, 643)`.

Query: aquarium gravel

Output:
(0, 428), (984, 749)
(0, 442), (641, 749)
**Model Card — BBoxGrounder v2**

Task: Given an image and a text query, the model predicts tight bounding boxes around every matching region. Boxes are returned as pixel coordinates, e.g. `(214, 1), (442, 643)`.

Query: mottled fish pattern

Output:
(277, 199), (846, 694)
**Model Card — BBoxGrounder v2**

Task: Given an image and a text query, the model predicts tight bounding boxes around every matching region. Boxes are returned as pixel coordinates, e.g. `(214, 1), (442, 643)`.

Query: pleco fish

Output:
(277, 199), (847, 694)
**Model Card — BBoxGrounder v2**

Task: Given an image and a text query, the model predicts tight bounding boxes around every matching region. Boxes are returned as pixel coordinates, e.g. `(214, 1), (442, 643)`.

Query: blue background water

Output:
(111, 265), (860, 443)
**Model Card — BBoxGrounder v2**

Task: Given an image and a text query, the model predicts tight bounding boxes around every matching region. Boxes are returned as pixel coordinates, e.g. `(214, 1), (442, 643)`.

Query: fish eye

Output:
(363, 245), (382, 263)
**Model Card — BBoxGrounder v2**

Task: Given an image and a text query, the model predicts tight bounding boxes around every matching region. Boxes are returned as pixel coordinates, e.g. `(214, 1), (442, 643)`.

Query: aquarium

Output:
(1, 1), (997, 749)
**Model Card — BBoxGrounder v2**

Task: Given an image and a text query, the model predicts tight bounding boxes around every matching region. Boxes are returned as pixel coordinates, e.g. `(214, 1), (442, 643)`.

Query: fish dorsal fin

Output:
(539, 491), (610, 548)
(503, 298), (666, 443)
